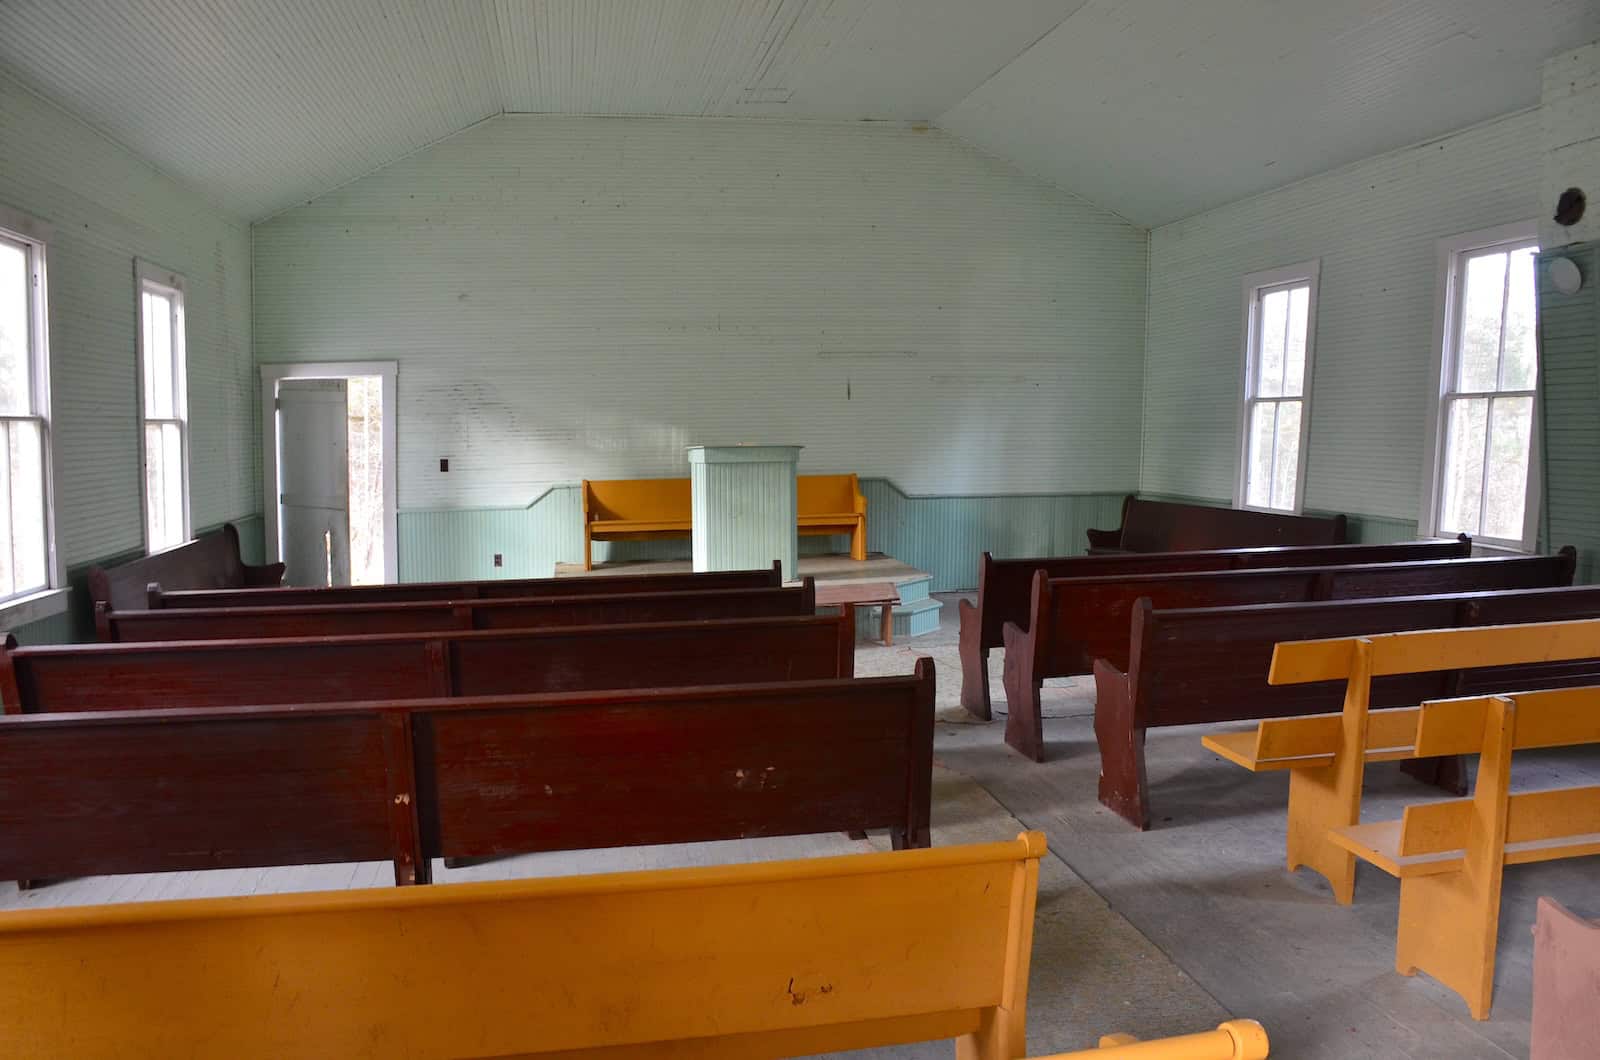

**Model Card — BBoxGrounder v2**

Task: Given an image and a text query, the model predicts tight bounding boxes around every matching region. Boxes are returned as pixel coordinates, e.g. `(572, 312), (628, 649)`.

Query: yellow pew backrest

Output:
(582, 477), (692, 523)
(0, 833), (1047, 1060)
(1268, 617), (1600, 685)
(1414, 687), (1600, 758)
(798, 473), (864, 517)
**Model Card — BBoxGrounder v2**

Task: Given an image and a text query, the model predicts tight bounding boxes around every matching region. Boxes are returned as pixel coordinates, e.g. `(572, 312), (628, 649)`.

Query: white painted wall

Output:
(1141, 110), (1543, 521)
(0, 73), (256, 565)
(1541, 40), (1600, 248)
(252, 115), (1147, 509)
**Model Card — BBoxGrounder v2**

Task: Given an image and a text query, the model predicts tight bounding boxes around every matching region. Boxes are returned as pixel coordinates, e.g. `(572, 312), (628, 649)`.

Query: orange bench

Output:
(582, 474), (867, 569)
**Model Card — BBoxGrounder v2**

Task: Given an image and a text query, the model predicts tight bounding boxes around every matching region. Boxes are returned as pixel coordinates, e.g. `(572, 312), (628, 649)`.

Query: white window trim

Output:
(260, 361), (399, 584)
(134, 259), (192, 553)
(0, 203), (65, 625)
(1417, 221), (1541, 552)
(1234, 260), (1320, 514)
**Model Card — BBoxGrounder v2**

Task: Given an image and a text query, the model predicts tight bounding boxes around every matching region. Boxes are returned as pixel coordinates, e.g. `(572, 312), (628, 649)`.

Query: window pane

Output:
(162, 422), (184, 545)
(0, 239), (31, 416)
(1245, 402), (1278, 508)
(145, 423), (174, 551)
(8, 419), (46, 594)
(1500, 247), (1538, 390)
(0, 421), (11, 598)
(1440, 397), (1489, 535)
(1483, 396), (1533, 541)
(1457, 251), (1506, 392)
(1282, 285), (1309, 398)
(1256, 289), (1287, 397)
(145, 288), (174, 419)
(1270, 400), (1302, 511)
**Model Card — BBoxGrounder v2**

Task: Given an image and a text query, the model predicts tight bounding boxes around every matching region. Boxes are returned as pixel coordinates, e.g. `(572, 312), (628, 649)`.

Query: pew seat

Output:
(1086, 495), (1346, 553)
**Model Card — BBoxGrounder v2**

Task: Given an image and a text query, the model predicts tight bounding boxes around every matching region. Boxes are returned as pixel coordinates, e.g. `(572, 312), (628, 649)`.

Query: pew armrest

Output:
(244, 561), (286, 587)
(1085, 526), (1122, 550)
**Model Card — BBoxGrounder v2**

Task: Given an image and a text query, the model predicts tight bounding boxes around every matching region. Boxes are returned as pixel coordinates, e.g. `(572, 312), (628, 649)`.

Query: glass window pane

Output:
(1440, 398), (1490, 535)
(145, 422), (172, 550)
(1256, 290), (1287, 397)
(0, 239), (31, 416)
(1457, 251), (1506, 392)
(1270, 400), (1302, 510)
(1483, 396), (1533, 541)
(1246, 402), (1278, 508)
(162, 422), (184, 545)
(0, 421), (12, 598)
(1282, 286), (1309, 397)
(1500, 247), (1538, 390)
(145, 288), (174, 419)
(8, 419), (46, 594)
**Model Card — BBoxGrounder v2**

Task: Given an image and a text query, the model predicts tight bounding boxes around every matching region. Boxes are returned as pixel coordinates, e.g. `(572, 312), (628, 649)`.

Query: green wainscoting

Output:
(4, 514), (267, 645)
(1538, 242), (1600, 583)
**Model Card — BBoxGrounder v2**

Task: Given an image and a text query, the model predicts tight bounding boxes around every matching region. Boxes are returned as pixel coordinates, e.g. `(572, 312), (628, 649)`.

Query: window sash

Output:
(1239, 266), (1316, 514)
(136, 269), (190, 552)
(1243, 396), (1303, 512)
(0, 413), (51, 602)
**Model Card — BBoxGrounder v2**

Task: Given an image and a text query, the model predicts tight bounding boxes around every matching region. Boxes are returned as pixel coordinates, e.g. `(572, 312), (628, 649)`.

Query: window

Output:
(1423, 224), (1540, 549)
(135, 261), (190, 553)
(0, 210), (56, 605)
(1237, 261), (1319, 512)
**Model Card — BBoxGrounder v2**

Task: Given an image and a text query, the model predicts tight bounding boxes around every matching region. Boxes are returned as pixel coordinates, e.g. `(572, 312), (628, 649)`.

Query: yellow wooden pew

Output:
(1327, 686), (1600, 1019)
(1, 834), (1046, 1058)
(1202, 617), (1600, 904)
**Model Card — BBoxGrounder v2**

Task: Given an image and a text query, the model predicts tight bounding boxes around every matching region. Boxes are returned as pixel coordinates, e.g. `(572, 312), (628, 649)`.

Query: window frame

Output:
(1418, 221), (1541, 552)
(0, 203), (65, 622)
(1234, 260), (1320, 514)
(134, 259), (192, 554)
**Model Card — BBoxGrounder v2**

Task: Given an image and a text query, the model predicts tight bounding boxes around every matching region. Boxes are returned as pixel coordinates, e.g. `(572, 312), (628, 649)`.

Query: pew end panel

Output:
(0, 833), (1047, 1059)
(1000, 571), (1054, 762)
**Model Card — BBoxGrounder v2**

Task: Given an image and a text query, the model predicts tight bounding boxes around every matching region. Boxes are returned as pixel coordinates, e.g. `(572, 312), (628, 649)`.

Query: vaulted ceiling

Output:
(1, 0), (1594, 227)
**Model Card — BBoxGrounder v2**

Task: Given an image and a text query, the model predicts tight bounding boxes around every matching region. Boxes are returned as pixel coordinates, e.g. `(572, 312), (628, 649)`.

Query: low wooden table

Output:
(815, 581), (901, 645)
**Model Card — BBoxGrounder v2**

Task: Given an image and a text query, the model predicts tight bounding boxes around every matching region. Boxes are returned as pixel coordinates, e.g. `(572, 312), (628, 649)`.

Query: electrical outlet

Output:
(493, 553), (503, 568)
(439, 458), (449, 472)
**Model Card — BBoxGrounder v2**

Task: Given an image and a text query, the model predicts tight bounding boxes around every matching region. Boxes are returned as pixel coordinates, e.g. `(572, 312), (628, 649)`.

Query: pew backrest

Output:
(0, 614), (853, 714)
(1089, 495), (1347, 552)
(971, 537), (1470, 651)
(103, 581), (816, 642)
(87, 524), (284, 611)
(1036, 550), (1574, 679)
(0, 832), (1045, 1059)
(0, 665), (935, 886)
(149, 561), (784, 609)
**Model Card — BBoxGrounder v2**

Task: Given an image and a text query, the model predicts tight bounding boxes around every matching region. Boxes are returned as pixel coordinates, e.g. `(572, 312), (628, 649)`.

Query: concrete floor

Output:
(3, 591), (1594, 1056)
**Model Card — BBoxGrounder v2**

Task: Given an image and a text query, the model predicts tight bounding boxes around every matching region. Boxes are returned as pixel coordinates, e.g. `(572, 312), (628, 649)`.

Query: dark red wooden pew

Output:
(1086, 495), (1347, 553)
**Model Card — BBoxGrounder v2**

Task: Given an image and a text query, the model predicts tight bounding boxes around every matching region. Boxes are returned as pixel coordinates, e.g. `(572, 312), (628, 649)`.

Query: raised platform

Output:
(555, 552), (943, 639)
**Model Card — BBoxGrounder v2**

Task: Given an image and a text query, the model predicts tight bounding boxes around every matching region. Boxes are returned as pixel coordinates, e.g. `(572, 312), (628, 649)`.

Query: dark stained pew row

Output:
(1001, 548), (1575, 761)
(1086, 495), (1347, 553)
(145, 561), (784, 610)
(88, 523), (285, 611)
(100, 580), (817, 642)
(1092, 583), (1600, 829)
(0, 663), (935, 887)
(0, 614), (853, 714)
(957, 538), (1470, 717)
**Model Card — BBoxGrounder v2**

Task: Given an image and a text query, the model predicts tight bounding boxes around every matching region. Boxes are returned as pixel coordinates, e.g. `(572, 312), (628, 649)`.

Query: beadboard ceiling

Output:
(0, 0), (1593, 226)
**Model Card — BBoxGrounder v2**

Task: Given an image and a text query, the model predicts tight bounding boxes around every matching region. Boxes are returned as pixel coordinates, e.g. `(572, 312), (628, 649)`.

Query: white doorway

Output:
(261, 362), (398, 585)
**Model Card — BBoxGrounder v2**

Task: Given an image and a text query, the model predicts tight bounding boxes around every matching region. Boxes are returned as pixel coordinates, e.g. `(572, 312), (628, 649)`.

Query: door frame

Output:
(261, 361), (398, 584)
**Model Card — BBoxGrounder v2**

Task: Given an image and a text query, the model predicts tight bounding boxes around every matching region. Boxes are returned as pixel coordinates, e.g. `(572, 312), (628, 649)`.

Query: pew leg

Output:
(1000, 634), (1044, 762)
(846, 830), (869, 841)
(1400, 754), (1469, 796)
(890, 825), (931, 851)
(957, 599), (993, 721)
(1092, 660), (1150, 830)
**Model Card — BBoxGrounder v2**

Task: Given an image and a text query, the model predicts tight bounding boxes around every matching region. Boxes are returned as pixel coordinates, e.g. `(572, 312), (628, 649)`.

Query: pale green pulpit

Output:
(687, 445), (801, 581)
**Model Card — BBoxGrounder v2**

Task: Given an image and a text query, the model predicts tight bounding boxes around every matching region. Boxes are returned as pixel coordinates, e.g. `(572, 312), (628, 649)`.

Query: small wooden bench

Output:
(798, 472), (868, 561)
(1086, 495), (1346, 553)
(0, 664), (935, 887)
(1330, 678), (1600, 1018)
(0, 833), (1047, 1058)
(1532, 898), (1600, 1060)
(86, 523), (284, 611)
(102, 581), (817, 641)
(0, 613), (854, 714)
(1205, 604), (1600, 901)
(148, 561), (783, 609)
(816, 579), (900, 645)
(958, 538), (1469, 719)
(1002, 549), (1575, 763)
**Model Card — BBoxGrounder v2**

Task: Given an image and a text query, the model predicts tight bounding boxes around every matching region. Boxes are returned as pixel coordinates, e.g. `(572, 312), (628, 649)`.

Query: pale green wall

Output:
(1538, 241), (1600, 581)
(1142, 110), (1543, 526)
(0, 73), (259, 641)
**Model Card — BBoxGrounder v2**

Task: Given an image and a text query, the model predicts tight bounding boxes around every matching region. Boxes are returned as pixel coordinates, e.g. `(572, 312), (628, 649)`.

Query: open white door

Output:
(277, 378), (351, 587)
